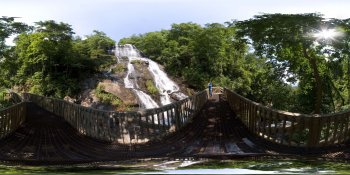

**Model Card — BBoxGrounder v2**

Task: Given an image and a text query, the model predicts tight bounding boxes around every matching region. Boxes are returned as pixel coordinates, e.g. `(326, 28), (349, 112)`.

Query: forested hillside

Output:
(119, 13), (350, 114)
(0, 18), (115, 99)
(1, 13), (350, 114)
(119, 22), (296, 112)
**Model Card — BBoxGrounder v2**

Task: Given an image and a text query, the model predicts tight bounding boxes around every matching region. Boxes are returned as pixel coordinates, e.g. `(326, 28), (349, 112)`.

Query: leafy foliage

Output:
(95, 85), (121, 106)
(119, 22), (294, 111)
(236, 13), (350, 114)
(146, 80), (158, 95)
(111, 64), (127, 73)
(73, 30), (115, 59)
(2, 14), (350, 114)
(0, 20), (116, 98)
(0, 88), (10, 109)
(0, 17), (30, 88)
(118, 15), (350, 114)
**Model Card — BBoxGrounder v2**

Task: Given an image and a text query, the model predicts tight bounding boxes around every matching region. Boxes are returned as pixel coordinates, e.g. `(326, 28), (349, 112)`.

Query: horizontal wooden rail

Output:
(212, 87), (223, 94)
(0, 102), (26, 139)
(0, 92), (22, 108)
(23, 90), (208, 145)
(224, 88), (350, 148)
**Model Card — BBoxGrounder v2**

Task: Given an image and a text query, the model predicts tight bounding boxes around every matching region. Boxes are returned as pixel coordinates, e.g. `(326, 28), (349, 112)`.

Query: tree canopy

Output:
(0, 20), (115, 98)
(236, 13), (350, 114)
(119, 21), (292, 110)
(1, 14), (350, 114)
(0, 17), (30, 86)
(119, 14), (350, 114)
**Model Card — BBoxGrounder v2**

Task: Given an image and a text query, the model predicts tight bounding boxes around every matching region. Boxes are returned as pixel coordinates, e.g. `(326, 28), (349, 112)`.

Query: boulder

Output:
(98, 81), (138, 106)
(64, 96), (76, 103)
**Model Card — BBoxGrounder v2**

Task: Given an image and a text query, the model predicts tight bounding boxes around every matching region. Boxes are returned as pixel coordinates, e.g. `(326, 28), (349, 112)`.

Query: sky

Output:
(2, 0), (350, 42)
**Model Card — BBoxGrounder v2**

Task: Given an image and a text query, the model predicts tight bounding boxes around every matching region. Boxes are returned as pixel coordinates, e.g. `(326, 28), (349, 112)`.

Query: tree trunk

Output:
(348, 56), (350, 104)
(303, 46), (322, 114)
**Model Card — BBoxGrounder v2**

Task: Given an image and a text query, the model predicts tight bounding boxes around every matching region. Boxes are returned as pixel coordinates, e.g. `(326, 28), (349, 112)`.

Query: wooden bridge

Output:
(0, 87), (350, 165)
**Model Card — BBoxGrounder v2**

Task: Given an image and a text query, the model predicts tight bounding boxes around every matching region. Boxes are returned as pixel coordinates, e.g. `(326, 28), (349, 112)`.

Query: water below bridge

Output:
(0, 94), (349, 165)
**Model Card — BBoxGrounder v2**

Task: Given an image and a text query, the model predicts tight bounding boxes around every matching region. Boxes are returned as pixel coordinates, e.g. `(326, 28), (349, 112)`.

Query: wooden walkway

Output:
(0, 94), (349, 165)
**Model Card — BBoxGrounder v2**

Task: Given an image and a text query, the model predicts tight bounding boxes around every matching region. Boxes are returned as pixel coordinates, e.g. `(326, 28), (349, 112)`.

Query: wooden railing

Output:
(225, 88), (350, 148)
(23, 90), (208, 144)
(212, 87), (223, 94)
(0, 92), (22, 108)
(0, 102), (26, 139)
(3, 87), (350, 149)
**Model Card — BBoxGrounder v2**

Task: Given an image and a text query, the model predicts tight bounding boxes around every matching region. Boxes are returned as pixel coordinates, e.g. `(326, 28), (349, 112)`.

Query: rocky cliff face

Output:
(70, 44), (193, 111)
(75, 66), (139, 111)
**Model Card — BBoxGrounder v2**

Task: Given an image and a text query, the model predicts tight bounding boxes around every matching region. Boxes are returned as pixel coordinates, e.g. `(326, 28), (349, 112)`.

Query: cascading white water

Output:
(116, 44), (159, 109)
(115, 44), (187, 109)
(134, 89), (159, 109)
(124, 59), (138, 89)
(135, 57), (185, 105)
(115, 44), (140, 58)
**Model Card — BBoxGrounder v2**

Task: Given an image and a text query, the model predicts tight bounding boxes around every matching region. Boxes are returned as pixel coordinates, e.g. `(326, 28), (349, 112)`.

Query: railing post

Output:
(174, 104), (181, 130)
(307, 114), (321, 147)
(14, 90), (208, 143)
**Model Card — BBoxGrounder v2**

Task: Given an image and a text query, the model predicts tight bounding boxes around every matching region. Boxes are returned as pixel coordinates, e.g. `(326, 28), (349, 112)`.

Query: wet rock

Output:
(132, 60), (161, 104)
(98, 81), (138, 106)
(80, 89), (99, 107)
(170, 92), (188, 101)
(64, 96), (76, 103)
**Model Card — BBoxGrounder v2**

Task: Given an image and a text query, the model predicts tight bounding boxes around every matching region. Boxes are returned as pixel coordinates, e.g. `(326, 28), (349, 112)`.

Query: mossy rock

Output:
(146, 80), (158, 95)
(95, 85), (122, 106)
(112, 63), (127, 74)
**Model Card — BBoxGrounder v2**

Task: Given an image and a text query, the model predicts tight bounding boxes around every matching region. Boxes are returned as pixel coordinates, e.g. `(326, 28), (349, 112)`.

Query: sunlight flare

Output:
(313, 29), (338, 40)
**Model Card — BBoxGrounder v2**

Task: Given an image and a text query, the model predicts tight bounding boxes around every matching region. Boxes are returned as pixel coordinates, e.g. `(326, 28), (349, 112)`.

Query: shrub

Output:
(95, 85), (121, 106)
(111, 64), (126, 73)
(130, 60), (142, 65)
(146, 80), (158, 95)
(0, 88), (11, 109)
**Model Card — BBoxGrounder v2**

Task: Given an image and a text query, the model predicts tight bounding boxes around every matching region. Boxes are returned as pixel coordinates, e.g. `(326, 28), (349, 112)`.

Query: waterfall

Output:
(137, 57), (183, 105)
(133, 89), (159, 109)
(124, 59), (138, 89)
(115, 44), (140, 58)
(115, 44), (187, 109)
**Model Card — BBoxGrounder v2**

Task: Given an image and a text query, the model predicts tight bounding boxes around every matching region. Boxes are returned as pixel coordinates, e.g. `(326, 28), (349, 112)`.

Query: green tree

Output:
(75, 30), (115, 59)
(14, 20), (96, 97)
(164, 23), (202, 76)
(0, 17), (30, 57)
(236, 13), (338, 114)
(15, 21), (72, 96)
(73, 30), (116, 70)
(119, 31), (168, 63)
(327, 19), (350, 107)
(0, 16), (30, 87)
(118, 21), (296, 111)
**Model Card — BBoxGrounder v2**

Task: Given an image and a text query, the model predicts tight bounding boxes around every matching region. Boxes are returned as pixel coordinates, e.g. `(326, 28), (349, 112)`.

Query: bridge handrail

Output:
(211, 87), (223, 94)
(224, 88), (350, 148)
(22, 90), (208, 144)
(0, 102), (26, 139)
(0, 92), (23, 107)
